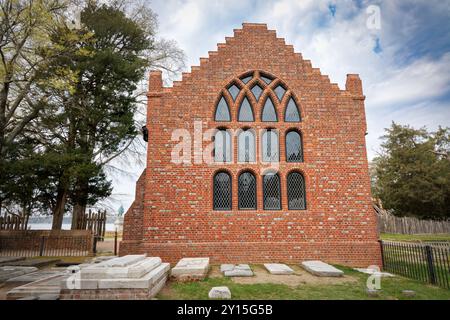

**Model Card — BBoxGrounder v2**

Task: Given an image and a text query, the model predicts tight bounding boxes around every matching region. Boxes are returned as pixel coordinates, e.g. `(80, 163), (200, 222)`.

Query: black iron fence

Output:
(0, 230), (96, 257)
(380, 240), (450, 289)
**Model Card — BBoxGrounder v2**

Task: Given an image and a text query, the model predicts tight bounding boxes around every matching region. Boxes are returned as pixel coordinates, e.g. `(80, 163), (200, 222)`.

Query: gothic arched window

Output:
(227, 84), (240, 101)
(286, 130), (303, 162)
(284, 97), (301, 122)
(238, 96), (254, 122)
(262, 129), (279, 162)
(263, 172), (281, 210)
(215, 96), (231, 121)
(238, 171), (257, 210)
(238, 129), (256, 163)
(213, 171), (232, 210)
(261, 96), (278, 122)
(287, 172), (306, 210)
(274, 85), (286, 101)
(214, 129), (231, 163)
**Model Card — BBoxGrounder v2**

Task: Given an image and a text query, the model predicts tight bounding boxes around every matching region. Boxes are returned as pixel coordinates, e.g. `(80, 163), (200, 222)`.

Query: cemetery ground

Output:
(1, 257), (449, 300)
(0, 233), (449, 300)
(158, 264), (450, 300)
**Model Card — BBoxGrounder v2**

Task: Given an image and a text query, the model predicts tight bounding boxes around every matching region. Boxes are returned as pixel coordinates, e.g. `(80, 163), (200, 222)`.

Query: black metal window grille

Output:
(228, 84), (240, 101)
(286, 131), (303, 162)
(284, 97), (301, 122)
(238, 172), (257, 210)
(238, 96), (255, 122)
(251, 84), (263, 101)
(287, 172), (306, 210)
(213, 172), (232, 210)
(215, 96), (231, 121)
(240, 75), (252, 84)
(274, 85), (286, 101)
(262, 96), (278, 122)
(263, 173), (281, 210)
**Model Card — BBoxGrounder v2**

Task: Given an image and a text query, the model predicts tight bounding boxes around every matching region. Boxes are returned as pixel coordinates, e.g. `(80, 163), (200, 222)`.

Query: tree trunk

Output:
(52, 180), (69, 230)
(71, 177), (88, 229)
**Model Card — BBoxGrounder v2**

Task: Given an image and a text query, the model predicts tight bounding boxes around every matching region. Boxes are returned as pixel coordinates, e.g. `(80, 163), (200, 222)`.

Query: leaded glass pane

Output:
(251, 84), (263, 101)
(284, 97), (300, 122)
(238, 130), (256, 162)
(238, 97), (254, 122)
(274, 85), (286, 101)
(286, 131), (303, 162)
(238, 172), (256, 210)
(228, 84), (240, 101)
(260, 75), (273, 84)
(262, 130), (279, 162)
(213, 172), (232, 210)
(215, 96), (231, 121)
(287, 172), (306, 210)
(240, 75), (253, 84)
(263, 173), (281, 210)
(214, 130), (231, 163)
(262, 97), (278, 122)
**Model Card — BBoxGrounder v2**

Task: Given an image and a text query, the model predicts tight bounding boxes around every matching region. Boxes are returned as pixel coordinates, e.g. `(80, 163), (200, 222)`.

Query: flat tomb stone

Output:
(220, 264), (234, 273)
(223, 264), (253, 277)
(60, 262), (170, 290)
(0, 257), (26, 265)
(80, 256), (161, 279)
(7, 270), (64, 284)
(89, 256), (117, 264)
(97, 263), (170, 289)
(93, 254), (147, 268)
(209, 286), (231, 299)
(8, 258), (60, 268)
(264, 263), (294, 275)
(0, 266), (38, 282)
(59, 263), (170, 300)
(301, 261), (344, 277)
(171, 257), (209, 281)
(7, 274), (68, 300)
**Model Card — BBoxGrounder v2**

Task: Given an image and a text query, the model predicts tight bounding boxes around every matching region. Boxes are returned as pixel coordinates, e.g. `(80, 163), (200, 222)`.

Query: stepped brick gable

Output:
(120, 23), (381, 267)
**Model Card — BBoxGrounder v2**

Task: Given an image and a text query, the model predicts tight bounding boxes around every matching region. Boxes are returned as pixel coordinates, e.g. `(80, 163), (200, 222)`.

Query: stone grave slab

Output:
(7, 274), (68, 300)
(301, 261), (344, 277)
(81, 256), (161, 279)
(0, 257), (26, 266)
(8, 258), (60, 268)
(220, 264), (234, 273)
(171, 257), (210, 281)
(59, 255), (170, 300)
(0, 266), (38, 282)
(89, 256), (117, 264)
(7, 270), (64, 285)
(209, 286), (231, 299)
(264, 263), (294, 275)
(94, 254), (146, 268)
(222, 264), (253, 277)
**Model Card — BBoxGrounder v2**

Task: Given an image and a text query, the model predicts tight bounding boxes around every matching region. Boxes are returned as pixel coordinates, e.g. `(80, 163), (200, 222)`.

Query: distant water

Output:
(29, 223), (117, 231)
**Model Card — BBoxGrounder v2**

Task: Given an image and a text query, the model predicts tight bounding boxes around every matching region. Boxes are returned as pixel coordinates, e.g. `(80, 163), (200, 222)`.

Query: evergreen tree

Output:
(372, 122), (450, 219)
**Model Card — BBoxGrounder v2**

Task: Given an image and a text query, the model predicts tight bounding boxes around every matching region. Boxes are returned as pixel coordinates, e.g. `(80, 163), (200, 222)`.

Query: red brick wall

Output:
(120, 23), (381, 267)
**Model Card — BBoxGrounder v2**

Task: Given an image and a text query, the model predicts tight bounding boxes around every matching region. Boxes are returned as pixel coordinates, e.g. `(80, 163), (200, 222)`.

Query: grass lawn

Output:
(380, 233), (450, 242)
(157, 265), (450, 300)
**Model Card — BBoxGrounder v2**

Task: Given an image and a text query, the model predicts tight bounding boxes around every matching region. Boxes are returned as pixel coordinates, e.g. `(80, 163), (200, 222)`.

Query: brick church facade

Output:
(120, 23), (381, 267)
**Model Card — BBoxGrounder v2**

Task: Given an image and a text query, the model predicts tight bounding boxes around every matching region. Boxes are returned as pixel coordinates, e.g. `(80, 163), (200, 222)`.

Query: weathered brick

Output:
(120, 23), (381, 267)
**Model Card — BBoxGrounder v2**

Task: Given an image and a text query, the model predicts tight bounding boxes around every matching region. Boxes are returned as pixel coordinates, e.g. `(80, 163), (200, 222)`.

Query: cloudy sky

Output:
(107, 0), (450, 212)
